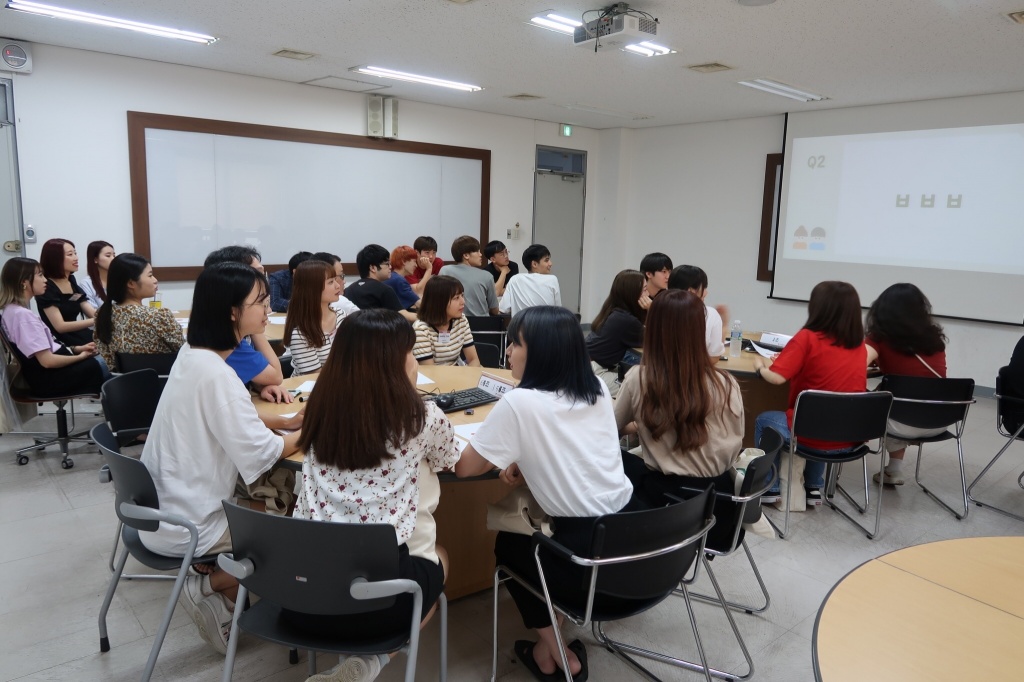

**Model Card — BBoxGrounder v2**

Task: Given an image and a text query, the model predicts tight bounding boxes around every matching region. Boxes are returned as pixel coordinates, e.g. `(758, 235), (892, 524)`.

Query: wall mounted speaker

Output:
(367, 94), (384, 137)
(383, 97), (398, 138)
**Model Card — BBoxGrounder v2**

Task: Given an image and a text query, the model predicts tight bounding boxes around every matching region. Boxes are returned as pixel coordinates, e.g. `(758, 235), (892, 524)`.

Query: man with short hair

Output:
(267, 251), (313, 312)
(668, 264), (728, 364)
(204, 245), (265, 274)
(407, 236), (444, 284)
(639, 252), (673, 309)
(438, 235), (499, 317)
(345, 244), (418, 321)
(483, 240), (519, 297)
(498, 243), (561, 316)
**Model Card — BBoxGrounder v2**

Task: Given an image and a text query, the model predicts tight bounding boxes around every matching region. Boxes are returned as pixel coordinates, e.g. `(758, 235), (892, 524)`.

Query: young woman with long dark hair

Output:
(79, 241), (114, 309)
(94, 253), (183, 371)
(35, 238), (96, 346)
(865, 282), (947, 485)
(282, 260), (346, 375)
(456, 306), (633, 681)
(293, 309), (458, 681)
(615, 289), (743, 504)
(586, 268), (646, 396)
(0, 257), (107, 397)
(413, 275), (480, 366)
(752, 281), (868, 509)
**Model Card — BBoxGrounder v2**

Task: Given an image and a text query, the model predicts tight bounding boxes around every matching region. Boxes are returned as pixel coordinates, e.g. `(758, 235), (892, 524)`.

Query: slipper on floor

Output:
(514, 640), (561, 682)
(567, 639), (589, 682)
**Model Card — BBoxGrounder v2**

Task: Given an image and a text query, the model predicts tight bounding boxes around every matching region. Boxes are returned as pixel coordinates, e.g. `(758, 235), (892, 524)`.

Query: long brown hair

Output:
(283, 260), (336, 349)
(591, 269), (646, 331)
(805, 281), (864, 349)
(417, 275), (463, 328)
(639, 290), (736, 450)
(86, 241), (113, 302)
(297, 309), (426, 470)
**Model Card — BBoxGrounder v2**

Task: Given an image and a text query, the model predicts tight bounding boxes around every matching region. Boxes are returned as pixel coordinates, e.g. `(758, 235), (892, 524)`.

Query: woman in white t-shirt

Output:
(413, 275), (480, 366)
(455, 305), (634, 682)
(283, 260), (348, 375)
(293, 309), (459, 682)
(140, 262), (302, 655)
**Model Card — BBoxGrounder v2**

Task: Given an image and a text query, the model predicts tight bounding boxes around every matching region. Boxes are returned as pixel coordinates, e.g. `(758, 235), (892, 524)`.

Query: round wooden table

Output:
(813, 536), (1024, 681)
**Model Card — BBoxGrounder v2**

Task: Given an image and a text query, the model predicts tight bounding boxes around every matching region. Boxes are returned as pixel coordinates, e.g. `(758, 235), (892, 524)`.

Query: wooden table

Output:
(813, 537), (1024, 681)
(722, 334), (789, 448)
(173, 309), (286, 344)
(254, 364), (513, 600)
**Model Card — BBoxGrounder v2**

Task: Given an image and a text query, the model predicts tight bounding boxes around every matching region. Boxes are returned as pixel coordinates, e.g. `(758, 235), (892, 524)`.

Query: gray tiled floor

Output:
(2, 396), (1022, 681)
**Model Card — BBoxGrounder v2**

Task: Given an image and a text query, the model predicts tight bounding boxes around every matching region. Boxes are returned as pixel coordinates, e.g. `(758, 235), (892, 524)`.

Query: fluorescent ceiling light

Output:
(529, 13), (581, 34)
(738, 78), (826, 102)
(5, 0), (217, 44)
(350, 66), (482, 92)
(623, 41), (675, 57)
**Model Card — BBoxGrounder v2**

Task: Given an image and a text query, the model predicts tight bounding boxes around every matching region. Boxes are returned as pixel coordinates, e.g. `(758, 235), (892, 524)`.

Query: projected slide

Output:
(781, 124), (1024, 275)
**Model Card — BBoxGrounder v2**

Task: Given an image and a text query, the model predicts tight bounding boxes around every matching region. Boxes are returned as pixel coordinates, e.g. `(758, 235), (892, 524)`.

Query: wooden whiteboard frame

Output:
(127, 111), (491, 281)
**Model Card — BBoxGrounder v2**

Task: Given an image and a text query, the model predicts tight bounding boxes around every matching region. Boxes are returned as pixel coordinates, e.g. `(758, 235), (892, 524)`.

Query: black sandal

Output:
(514, 640), (562, 682)
(567, 639), (589, 682)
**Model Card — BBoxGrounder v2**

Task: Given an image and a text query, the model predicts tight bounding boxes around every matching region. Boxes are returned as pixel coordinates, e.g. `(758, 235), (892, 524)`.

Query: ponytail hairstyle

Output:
(86, 241), (113, 302)
(95, 253), (150, 346)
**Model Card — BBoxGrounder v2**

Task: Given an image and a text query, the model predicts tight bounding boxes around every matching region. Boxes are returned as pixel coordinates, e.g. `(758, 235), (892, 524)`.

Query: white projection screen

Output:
(772, 93), (1024, 324)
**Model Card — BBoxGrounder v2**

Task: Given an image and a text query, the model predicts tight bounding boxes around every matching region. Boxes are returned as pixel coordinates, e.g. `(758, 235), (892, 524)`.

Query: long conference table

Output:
(174, 309), (287, 344)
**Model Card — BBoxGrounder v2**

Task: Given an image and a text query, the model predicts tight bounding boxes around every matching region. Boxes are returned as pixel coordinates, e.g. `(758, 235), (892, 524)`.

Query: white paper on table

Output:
(453, 423), (483, 442)
(416, 372), (434, 385)
(750, 342), (779, 359)
(294, 380), (317, 393)
(176, 319), (188, 328)
(268, 316), (287, 324)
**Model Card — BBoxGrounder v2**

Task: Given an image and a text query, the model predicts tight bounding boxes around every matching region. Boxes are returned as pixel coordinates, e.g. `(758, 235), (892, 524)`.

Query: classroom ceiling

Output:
(2, 0), (1024, 129)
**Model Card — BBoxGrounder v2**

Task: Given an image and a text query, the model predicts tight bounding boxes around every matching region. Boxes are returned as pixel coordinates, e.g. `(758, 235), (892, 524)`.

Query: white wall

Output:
(612, 109), (1021, 387)
(9, 44), (603, 311)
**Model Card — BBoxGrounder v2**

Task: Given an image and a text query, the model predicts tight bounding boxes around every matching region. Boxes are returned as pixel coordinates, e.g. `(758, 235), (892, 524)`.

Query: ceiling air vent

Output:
(688, 62), (733, 73)
(505, 93), (545, 100)
(1008, 10), (1024, 24)
(273, 49), (317, 60)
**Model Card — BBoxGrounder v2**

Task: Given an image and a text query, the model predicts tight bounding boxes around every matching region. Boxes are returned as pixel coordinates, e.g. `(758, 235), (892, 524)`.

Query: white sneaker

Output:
(306, 655), (383, 682)
(873, 470), (905, 486)
(193, 593), (234, 655)
(177, 575), (205, 623)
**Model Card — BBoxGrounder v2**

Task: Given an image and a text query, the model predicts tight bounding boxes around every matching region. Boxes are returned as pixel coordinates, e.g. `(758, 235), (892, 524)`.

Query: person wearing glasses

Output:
(343, 244), (416, 322)
(483, 240), (519, 297)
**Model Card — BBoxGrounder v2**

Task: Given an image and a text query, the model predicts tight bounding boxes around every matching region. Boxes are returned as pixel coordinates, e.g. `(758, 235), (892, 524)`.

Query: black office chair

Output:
(466, 315), (507, 366)
(115, 351), (178, 376)
(492, 488), (722, 682)
(474, 342), (502, 369)
(217, 501), (446, 682)
(882, 375), (976, 520)
(968, 367), (1024, 522)
(771, 390), (893, 540)
(0, 323), (98, 469)
(93, 422), (218, 682)
(101, 369), (164, 445)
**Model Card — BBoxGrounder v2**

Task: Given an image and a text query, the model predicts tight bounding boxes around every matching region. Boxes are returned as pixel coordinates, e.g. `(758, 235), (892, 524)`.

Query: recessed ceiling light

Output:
(623, 41), (675, 57)
(350, 65), (482, 92)
(5, 0), (217, 44)
(529, 13), (582, 35)
(738, 79), (826, 102)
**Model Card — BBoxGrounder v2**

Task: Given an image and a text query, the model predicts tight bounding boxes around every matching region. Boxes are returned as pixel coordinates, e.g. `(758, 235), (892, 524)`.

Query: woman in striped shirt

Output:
(283, 260), (347, 375)
(413, 275), (480, 367)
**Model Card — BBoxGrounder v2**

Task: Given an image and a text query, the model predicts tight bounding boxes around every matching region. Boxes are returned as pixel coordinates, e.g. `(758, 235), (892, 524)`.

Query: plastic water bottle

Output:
(730, 320), (742, 358)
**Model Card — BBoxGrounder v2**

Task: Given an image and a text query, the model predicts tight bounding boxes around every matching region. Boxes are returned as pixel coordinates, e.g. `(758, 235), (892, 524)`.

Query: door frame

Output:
(533, 145), (587, 314)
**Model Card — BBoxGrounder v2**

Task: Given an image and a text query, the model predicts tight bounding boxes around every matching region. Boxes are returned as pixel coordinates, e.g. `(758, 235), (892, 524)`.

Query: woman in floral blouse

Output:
(293, 308), (458, 682)
(94, 254), (184, 371)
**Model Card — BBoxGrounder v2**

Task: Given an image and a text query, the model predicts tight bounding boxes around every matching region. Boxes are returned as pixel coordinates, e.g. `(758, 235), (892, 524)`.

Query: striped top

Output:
(289, 308), (348, 376)
(412, 316), (474, 365)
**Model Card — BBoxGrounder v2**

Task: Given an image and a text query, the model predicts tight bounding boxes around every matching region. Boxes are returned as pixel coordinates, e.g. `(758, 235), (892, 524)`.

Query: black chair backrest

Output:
(116, 352), (178, 376)
(882, 375), (974, 430)
(0, 320), (34, 395)
(92, 422), (162, 532)
(586, 487), (713, 601)
(792, 390), (893, 444)
(222, 501), (400, 615)
(101, 369), (164, 440)
(465, 315), (504, 333)
(475, 342), (501, 369)
(996, 366), (1024, 437)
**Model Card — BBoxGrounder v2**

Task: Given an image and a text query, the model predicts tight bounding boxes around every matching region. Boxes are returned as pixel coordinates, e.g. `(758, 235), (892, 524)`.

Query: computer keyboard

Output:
(425, 387), (499, 413)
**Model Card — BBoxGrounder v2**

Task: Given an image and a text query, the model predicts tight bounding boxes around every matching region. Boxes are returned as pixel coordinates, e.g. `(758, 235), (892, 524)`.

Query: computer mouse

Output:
(435, 394), (456, 410)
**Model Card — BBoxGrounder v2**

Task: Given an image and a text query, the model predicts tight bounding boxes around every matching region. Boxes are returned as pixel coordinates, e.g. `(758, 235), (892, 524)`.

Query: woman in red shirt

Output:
(753, 281), (867, 509)
(865, 283), (947, 486)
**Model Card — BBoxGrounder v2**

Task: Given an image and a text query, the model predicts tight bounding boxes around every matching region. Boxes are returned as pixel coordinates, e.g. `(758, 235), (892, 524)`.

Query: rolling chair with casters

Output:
(0, 325), (98, 469)
(92, 422), (219, 682)
(967, 367), (1024, 520)
(882, 375), (976, 520)
(491, 488), (729, 682)
(769, 390), (893, 540)
(217, 501), (448, 682)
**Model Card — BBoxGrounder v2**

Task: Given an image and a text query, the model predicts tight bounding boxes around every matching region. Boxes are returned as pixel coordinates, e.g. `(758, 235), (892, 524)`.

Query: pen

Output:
(288, 389), (303, 397)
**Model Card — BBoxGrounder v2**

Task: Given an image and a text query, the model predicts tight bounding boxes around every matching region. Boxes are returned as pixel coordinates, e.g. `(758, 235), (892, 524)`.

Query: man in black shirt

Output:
(483, 240), (519, 297)
(344, 244), (416, 321)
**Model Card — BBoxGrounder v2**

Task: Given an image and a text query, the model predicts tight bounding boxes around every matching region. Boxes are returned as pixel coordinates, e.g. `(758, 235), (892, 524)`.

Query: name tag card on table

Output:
(477, 371), (516, 397)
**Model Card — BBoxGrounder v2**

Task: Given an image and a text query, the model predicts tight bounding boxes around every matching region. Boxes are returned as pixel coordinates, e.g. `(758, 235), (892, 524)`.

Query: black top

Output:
(0, 313), (104, 399)
(484, 261), (519, 284)
(586, 308), (644, 370)
(343, 278), (403, 312)
(35, 275), (93, 346)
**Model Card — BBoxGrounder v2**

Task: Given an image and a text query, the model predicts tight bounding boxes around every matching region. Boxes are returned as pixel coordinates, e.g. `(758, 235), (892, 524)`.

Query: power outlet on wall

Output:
(506, 222), (521, 240)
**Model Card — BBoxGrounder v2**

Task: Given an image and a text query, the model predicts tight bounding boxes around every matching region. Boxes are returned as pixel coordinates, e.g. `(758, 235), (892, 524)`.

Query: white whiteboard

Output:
(143, 128), (484, 267)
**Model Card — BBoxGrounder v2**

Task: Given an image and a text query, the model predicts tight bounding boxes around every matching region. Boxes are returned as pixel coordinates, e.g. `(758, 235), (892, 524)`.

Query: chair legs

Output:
(99, 543), (192, 682)
(914, 439), (969, 520)
(107, 522), (176, 581)
(967, 423), (1024, 522)
(13, 399), (93, 468)
(774, 453), (886, 539)
(688, 541), (771, 614)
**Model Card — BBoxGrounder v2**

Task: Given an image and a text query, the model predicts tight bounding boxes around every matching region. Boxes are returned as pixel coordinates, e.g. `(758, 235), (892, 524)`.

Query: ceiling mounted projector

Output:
(574, 5), (658, 49)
